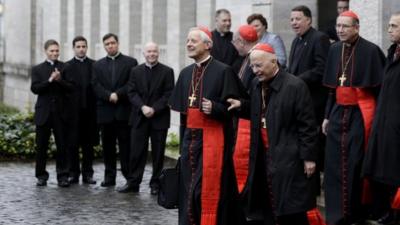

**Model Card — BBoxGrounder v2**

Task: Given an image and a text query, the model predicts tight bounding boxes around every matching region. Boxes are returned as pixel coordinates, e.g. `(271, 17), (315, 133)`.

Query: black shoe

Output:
(68, 177), (79, 184)
(36, 179), (47, 186)
(116, 183), (139, 193)
(377, 212), (396, 225)
(58, 180), (70, 188)
(83, 177), (96, 185)
(100, 180), (116, 187)
(150, 187), (159, 195)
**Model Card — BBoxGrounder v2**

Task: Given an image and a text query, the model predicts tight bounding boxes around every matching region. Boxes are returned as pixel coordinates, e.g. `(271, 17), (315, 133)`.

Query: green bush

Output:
(166, 132), (179, 150)
(0, 112), (37, 159)
(0, 109), (102, 160)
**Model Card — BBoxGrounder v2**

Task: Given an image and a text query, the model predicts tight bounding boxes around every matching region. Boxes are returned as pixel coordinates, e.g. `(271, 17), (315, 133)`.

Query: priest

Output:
(322, 11), (386, 225)
(169, 26), (245, 225)
(227, 43), (319, 225)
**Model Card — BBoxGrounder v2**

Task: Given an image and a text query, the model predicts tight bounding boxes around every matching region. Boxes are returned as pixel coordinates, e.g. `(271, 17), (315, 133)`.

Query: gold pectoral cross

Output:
(261, 117), (267, 129)
(339, 73), (347, 86)
(189, 94), (197, 107)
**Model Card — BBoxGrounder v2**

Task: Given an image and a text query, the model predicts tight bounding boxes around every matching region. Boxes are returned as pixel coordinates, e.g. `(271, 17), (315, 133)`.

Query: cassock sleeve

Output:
(30, 66), (51, 94)
(209, 67), (248, 120)
(115, 59), (138, 98)
(168, 70), (188, 113)
(152, 68), (175, 114)
(295, 81), (318, 161)
(324, 88), (335, 119)
(56, 64), (74, 92)
(127, 68), (145, 108)
(92, 65), (112, 101)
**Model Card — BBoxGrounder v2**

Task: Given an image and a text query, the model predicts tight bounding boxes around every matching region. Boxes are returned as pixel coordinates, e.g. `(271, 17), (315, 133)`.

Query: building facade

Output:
(1, 0), (399, 132)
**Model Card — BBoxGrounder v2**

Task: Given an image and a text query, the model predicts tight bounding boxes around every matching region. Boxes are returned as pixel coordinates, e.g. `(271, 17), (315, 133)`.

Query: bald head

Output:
(143, 41), (159, 65)
(249, 49), (278, 82)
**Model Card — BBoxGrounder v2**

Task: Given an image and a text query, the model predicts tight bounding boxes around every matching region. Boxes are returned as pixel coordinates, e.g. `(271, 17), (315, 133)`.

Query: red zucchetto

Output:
(238, 25), (258, 42)
(252, 43), (275, 54)
(197, 26), (212, 40)
(339, 10), (359, 20)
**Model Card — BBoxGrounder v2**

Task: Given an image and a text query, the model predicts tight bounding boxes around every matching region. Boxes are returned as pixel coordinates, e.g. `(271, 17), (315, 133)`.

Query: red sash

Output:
(392, 188), (400, 209)
(307, 208), (327, 225)
(233, 119), (251, 194)
(336, 87), (376, 203)
(187, 108), (224, 225)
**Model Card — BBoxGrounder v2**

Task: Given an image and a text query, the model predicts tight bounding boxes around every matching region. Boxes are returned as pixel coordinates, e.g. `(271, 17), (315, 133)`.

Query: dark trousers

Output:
(128, 122), (168, 188)
(68, 109), (98, 179)
(100, 121), (130, 181)
(35, 112), (69, 182)
(277, 212), (309, 225)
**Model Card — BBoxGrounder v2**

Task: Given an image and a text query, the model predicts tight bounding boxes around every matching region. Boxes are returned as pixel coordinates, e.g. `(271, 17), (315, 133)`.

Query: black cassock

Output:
(322, 37), (385, 224)
(238, 70), (318, 223)
(169, 57), (246, 225)
(362, 44), (400, 187)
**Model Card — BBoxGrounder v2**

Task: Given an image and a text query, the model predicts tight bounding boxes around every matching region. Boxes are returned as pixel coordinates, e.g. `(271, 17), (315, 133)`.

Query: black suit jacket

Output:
(128, 63), (175, 130)
(92, 54), (138, 124)
(31, 60), (72, 126)
(288, 27), (330, 122)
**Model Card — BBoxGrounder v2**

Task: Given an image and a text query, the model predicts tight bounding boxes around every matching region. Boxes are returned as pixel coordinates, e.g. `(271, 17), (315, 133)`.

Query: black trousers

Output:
(68, 109), (98, 179)
(100, 121), (130, 182)
(35, 112), (69, 182)
(127, 122), (168, 188)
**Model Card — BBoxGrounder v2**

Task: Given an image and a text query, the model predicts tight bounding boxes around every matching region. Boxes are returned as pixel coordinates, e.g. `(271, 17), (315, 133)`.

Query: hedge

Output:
(0, 103), (179, 160)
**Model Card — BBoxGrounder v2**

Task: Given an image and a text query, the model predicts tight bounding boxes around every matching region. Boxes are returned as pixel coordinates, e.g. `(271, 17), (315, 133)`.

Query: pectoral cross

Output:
(189, 94), (197, 107)
(261, 117), (267, 129)
(339, 73), (347, 86)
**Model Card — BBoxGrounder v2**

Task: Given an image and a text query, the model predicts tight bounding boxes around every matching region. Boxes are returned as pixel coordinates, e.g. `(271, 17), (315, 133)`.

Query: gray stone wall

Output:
(0, 0), (396, 130)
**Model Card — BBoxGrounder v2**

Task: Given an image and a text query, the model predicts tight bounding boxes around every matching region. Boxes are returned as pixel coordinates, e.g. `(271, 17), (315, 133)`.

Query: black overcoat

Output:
(362, 44), (400, 186)
(240, 70), (318, 218)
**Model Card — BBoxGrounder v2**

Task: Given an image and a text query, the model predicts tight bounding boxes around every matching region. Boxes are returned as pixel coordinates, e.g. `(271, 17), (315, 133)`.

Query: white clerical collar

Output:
(46, 59), (55, 65)
(195, 55), (211, 67)
(145, 62), (158, 69)
(75, 56), (87, 62)
(107, 52), (121, 60)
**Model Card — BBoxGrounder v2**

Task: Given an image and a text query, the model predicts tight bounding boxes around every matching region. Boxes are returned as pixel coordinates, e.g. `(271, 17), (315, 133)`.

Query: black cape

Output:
(322, 37), (385, 224)
(239, 70), (318, 222)
(169, 58), (246, 225)
(362, 44), (400, 187)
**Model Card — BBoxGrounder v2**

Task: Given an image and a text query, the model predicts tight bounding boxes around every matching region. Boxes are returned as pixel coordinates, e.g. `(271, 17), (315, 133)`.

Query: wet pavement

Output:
(0, 160), (178, 225)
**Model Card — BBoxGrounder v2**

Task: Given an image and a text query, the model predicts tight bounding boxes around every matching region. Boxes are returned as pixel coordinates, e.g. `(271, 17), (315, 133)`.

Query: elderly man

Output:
(362, 12), (400, 225)
(322, 11), (385, 225)
(169, 26), (245, 225)
(122, 42), (175, 194)
(227, 43), (318, 225)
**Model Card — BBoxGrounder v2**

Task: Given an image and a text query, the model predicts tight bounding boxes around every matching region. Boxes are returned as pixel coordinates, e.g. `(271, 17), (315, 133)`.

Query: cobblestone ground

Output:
(0, 160), (178, 225)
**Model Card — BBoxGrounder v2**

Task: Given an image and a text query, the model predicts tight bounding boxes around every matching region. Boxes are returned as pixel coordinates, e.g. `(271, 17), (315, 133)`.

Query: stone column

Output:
(119, 0), (130, 55)
(166, 0), (183, 134)
(351, 0), (383, 47)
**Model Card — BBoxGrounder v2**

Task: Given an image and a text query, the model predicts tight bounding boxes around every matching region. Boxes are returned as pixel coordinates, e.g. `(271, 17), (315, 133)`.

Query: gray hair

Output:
(189, 27), (213, 48)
